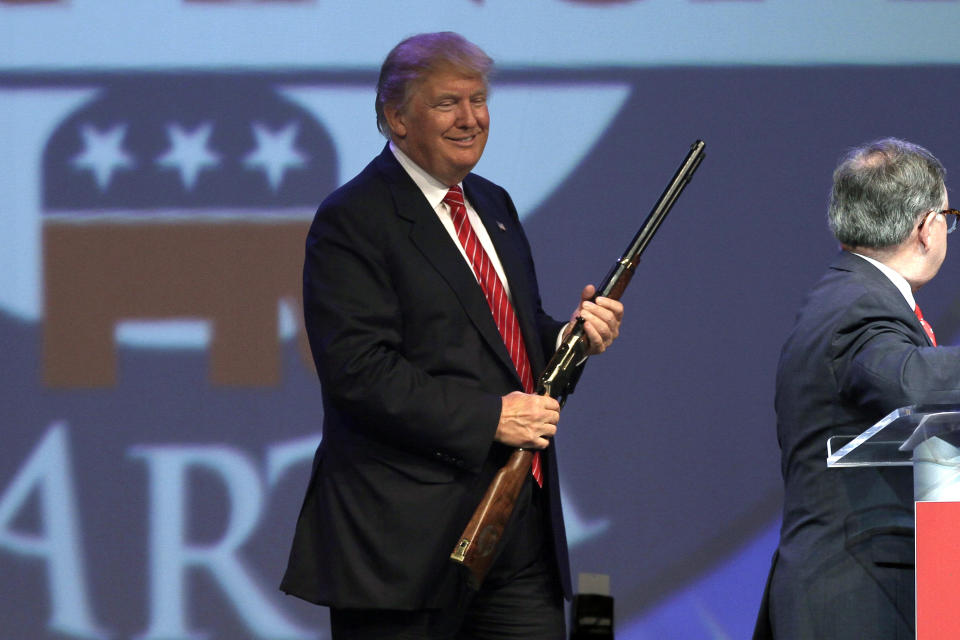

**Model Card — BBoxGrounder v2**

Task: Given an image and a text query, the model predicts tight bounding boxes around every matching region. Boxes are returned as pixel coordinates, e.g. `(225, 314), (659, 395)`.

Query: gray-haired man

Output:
(756, 138), (960, 639)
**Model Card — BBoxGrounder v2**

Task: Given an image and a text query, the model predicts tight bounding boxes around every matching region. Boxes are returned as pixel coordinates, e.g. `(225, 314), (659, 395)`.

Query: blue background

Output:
(3, 2), (960, 639)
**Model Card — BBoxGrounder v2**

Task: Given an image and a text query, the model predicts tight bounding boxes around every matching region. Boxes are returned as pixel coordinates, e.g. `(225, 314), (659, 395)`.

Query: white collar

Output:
(851, 252), (917, 311)
(389, 142), (459, 211)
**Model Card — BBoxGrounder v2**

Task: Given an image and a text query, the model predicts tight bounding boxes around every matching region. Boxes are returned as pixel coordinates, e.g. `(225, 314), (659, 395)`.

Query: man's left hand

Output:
(564, 284), (624, 355)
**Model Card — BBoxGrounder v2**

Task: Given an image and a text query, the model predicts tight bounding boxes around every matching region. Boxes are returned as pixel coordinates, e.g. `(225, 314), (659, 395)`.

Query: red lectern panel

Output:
(916, 501), (960, 639)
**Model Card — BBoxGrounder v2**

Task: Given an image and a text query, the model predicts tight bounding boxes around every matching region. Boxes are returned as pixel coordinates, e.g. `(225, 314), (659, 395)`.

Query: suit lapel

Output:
(464, 177), (545, 375)
(374, 149), (521, 383)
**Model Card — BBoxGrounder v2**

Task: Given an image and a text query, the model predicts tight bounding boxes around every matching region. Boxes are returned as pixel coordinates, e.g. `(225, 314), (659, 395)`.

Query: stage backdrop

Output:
(4, 2), (960, 639)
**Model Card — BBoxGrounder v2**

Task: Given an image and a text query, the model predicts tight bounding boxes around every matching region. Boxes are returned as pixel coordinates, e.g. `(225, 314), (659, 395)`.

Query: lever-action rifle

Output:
(450, 140), (707, 589)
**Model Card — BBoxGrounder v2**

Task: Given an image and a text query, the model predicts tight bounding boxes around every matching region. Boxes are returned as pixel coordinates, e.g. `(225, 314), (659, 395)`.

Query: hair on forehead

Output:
(375, 32), (493, 136)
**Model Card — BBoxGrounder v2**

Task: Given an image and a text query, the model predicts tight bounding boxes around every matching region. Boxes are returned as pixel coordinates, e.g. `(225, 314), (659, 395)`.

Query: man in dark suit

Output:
(280, 32), (623, 639)
(755, 138), (960, 639)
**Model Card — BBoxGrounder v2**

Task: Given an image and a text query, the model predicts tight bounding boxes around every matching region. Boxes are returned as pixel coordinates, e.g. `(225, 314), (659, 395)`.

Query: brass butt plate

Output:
(450, 538), (471, 563)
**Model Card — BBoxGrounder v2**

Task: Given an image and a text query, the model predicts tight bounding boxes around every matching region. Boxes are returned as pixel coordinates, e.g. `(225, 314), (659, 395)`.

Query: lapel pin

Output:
(497, 221), (506, 232)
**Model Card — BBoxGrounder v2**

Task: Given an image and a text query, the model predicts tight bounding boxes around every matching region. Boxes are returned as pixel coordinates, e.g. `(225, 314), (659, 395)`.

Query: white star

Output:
(243, 121), (308, 191)
(156, 122), (220, 190)
(71, 123), (135, 191)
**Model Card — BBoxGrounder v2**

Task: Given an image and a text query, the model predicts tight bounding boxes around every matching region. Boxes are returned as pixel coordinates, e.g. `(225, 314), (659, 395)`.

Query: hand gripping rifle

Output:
(450, 140), (706, 589)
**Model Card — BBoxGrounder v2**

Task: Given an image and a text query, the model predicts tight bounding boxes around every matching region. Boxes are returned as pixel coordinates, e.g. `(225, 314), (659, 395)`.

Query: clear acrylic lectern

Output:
(827, 403), (960, 501)
(828, 404), (960, 638)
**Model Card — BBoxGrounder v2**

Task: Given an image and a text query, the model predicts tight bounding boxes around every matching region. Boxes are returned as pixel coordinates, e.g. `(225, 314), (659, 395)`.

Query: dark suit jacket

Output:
(756, 251), (960, 639)
(280, 146), (571, 610)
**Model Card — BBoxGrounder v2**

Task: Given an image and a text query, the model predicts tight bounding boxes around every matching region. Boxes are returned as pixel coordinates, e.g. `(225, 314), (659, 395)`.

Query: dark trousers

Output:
(330, 478), (566, 640)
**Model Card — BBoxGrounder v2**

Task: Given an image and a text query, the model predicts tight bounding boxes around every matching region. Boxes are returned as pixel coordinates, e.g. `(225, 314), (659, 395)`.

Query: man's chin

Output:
(445, 155), (483, 178)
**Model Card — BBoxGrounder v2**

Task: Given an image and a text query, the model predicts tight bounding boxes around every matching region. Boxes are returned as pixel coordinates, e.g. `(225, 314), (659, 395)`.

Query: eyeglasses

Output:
(940, 209), (960, 234)
(919, 208), (960, 234)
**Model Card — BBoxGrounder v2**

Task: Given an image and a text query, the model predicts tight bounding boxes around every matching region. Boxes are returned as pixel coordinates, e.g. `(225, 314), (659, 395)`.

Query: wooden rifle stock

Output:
(450, 450), (534, 587)
(450, 140), (707, 589)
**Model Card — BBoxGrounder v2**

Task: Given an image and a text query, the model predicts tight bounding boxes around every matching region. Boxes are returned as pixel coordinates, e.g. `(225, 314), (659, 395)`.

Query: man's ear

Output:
(917, 211), (936, 251)
(384, 105), (406, 139)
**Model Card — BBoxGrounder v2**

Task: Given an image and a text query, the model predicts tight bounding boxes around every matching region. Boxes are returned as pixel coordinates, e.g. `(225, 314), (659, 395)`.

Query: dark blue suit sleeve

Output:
(304, 195), (503, 474)
(834, 290), (960, 415)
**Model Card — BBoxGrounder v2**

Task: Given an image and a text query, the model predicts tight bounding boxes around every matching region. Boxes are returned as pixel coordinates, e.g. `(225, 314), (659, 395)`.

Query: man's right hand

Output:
(495, 391), (560, 449)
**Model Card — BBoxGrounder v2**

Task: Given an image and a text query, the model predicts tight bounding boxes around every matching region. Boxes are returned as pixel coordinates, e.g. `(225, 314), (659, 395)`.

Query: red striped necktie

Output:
(443, 186), (543, 487)
(915, 304), (937, 347)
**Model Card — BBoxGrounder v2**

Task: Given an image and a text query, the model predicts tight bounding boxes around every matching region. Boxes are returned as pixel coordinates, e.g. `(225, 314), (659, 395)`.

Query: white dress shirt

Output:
(851, 252), (917, 311)
(390, 142), (514, 300)
(390, 142), (569, 351)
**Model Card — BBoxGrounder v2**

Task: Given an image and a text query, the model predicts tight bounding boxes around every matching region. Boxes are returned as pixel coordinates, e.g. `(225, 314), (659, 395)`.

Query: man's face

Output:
(387, 69), (489, 186)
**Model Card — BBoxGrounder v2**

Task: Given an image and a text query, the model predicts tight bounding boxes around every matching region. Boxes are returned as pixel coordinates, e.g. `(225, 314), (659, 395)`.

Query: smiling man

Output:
(280, 32), (623, 639)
